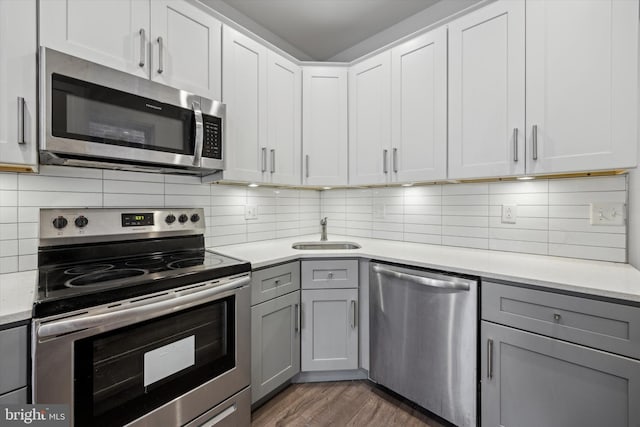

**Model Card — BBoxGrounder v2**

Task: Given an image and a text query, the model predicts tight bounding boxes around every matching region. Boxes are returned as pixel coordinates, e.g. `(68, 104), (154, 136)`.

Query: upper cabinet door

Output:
(525, 0), (638, 175)
(150, 0), (222, 100)
(222, 26), (267, 183)
(448, 0), (525, 180)
(348, 52), (392, 186)
(391, 28), (447, 183)
(302, 66), (348, 186)
(39, 0), (150, 78)
(0, 0), (38, 171)
(267, 51), (301, 186)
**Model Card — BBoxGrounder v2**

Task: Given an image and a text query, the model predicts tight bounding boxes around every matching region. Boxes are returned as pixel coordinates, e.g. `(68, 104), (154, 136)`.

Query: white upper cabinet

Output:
(0, 0), (38, 172)
(266, 51), (301, 186)
(391, 28), (447, 183)
(39, 0), (151, 78)
(348, 52), (392, 185)
(525, 0), (638, 175)
(448, 0), (526, 180)
(302, 66), (349, 186)
(150, 0), (222, 100)
(222, 26), (267, 183)
(39, 0), (222, 99)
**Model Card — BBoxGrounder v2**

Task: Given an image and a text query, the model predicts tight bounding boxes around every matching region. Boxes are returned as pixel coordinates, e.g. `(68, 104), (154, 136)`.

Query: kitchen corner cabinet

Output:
(0, 325), (28, 404)
(390, 28), (447, 183)
(39, 0), (222, 99)
(250, 262), (301, 404)
(300, 260), (359, 371)
(448, 0), (525, 180)
(0, 0), (38, 172)
(348, 52), (391, 186)
(448, 0), (638, 180)
(302, 66), (348, 186)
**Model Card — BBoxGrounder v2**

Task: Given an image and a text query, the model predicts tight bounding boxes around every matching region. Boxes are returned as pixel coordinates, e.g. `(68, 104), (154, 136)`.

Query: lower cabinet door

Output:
(481, 321), (640, 427)
(251, 291), (300, 404)
(301, 288), (358, 371)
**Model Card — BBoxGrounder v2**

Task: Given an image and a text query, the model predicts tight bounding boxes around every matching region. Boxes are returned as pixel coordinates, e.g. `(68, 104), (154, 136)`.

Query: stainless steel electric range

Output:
(32, 208), (251, 427)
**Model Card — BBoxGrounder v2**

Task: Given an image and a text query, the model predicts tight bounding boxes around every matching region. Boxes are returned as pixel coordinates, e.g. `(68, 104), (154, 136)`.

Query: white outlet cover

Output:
(590, 203), (625, 226)
(501, 205), (517, 224)
(244, 205), (258, 220)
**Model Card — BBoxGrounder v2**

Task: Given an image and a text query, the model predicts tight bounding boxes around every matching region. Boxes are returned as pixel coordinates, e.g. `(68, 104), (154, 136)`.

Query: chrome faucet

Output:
(320, 217), (328, 241)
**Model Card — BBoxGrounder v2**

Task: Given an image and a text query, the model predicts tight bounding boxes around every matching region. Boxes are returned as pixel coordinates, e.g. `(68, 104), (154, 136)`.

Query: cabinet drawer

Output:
(0, 387), (27, 404)
(0, 326), (28, 395)
(302, 260), (359, 289)
(483, 281), (640, 359)
(251, 261), (300, 305)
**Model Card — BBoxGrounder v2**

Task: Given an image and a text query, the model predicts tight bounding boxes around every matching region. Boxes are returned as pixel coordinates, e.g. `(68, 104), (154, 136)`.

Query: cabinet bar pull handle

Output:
(513, 128), (518, 162)
(139, 28), (146, 67)
(305, 155), (310, 178)
(393, 148), (398, 173)
(350, 300), (357, 329)
(157, 36), (164, 74)
(487, 339), (494, 379)
(294, 303), (300, 333)
(532, 125), (538, 160)
(270, 149), (275, 173)
(261, 147), (267, 172)
(383, 149), (389, 174)
(17, 97), (25, 144)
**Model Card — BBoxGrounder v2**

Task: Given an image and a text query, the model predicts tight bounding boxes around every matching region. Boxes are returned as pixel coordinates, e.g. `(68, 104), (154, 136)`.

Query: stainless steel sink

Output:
(291, 241), (361, 250)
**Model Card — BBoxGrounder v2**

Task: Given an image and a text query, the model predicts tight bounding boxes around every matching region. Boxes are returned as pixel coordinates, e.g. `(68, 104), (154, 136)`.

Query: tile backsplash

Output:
(0, 166), (320, 274)
(321, 175), (628, 263)
(0, 166), (629, 277)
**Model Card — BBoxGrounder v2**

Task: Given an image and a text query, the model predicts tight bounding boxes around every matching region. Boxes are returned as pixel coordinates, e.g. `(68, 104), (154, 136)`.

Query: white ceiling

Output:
(204, 0), (441, 61)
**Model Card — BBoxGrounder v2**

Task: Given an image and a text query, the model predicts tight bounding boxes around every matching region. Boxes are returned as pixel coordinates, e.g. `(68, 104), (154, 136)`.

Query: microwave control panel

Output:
(202, 115), (222, 160)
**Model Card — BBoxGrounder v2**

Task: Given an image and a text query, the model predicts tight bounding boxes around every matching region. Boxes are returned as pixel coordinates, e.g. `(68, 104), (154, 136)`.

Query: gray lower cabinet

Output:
(0, 387), (27, 404)
(0, 325), (28, 397)
(251, 290), (300, 404)
(481, 321), (640, 427)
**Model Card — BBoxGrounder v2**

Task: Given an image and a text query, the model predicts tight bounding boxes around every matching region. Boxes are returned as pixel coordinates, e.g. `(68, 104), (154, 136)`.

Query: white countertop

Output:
(2, 235), (639, 326)
(212, 235), (640, 304)
(0, 270), (37, 325)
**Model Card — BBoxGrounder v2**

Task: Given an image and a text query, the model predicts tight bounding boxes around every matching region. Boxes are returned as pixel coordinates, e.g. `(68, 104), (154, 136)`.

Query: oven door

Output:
(40, 47), (224, 172)
(32, 275), (250, 427)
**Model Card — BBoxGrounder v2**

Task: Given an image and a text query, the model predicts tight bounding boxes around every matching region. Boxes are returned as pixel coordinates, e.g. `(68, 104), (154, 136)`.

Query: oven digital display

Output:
(122, 213), (154, 227)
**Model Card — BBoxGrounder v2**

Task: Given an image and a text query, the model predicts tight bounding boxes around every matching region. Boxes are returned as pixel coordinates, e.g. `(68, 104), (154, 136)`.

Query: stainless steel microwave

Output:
(39, 47), (225, 175)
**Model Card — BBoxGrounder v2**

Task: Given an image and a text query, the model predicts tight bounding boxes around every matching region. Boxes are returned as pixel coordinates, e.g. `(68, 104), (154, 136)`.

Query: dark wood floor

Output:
(251, 381), (447, 427)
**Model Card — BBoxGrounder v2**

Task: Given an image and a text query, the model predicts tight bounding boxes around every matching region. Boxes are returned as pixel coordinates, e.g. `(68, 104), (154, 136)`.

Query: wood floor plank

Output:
(251, 381), (444, 427)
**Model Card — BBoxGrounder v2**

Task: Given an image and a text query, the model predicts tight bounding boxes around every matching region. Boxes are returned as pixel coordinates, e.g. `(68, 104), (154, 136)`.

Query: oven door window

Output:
(74, 296), (235, 427)
(51, 73), (194, 155)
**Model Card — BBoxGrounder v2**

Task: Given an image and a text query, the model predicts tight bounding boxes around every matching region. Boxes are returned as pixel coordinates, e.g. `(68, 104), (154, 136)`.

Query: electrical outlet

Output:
(244, 205), (258, 220)
(590, 203), (625, 226)
(501, 205), (517, 224)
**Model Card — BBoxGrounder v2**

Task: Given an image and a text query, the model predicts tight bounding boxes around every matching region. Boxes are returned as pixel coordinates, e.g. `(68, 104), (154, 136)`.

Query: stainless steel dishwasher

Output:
(370, 262), (477, 427)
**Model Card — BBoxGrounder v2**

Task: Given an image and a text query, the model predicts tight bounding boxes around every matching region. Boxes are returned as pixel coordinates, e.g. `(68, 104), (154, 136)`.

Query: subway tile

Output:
(442, 205), (488, 216)
(0, 173), (18, 190)
(549, 218), (625, 234)
(104, 180), (164, 195)
(404, 205), (442, 216)
(18, 238), (37, 255)
(164, 195), (210, 207)
(322, 189), (347, 199)
(404, 223), (442, 235)
(163, 175), (202, 184)
(442, 235), (488, 250)
(0, 256), (18, 273)
(0, 207), (17, 223)
(19, 174), (102, 193)
(442, 182), (488, 195)
(276, 228), (301, 238)
(0, 224), (18, 240)
(489, 217), (548, 230)
(489, 205), (548, 218)
(548, 231), (626, 248)
(0, 240), (18, 257)
(404, 233), (442, 245)
(373, 222), (403, 232)
(443, 216), (489, 227)
(208, 215), (246, 226)
(103, 193), (164, 207)
(19, 254), (37, 271)
(404, 195), (441, 206)
(164, 183), (211, 196)
(211, 185), (246, 197)
(38, 165), (103, 179)
(0, 190), (17, 206)
(548, 205), (590, 219)
(489, 180), (548, 194)
(549, 176), (626, 193)
(489, 240), (548, 256)
(18, 222), (38, 239)
(103, 170), (164, 182)
(211, 205), (245, 216)
(443, 226), (489, 239)
(489, 228), (548, 242)
(404, 185), (442, 197)
(247, 230), (277, 242)
(19, 191), (102, 207)
(372, 230), (403, 241)
(345, 228), (373, 238)
(442, 194), (489, 206)
(489, 193), (548, 206)
(548, 191), (626, 205)
(209, 234), (247, 246)
(211, 224), (246, 237)
(549, 244), (625, 263)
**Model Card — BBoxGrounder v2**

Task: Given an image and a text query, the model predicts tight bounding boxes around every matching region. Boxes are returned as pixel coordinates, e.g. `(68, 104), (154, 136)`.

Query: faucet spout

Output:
(320, 217), (328, 241)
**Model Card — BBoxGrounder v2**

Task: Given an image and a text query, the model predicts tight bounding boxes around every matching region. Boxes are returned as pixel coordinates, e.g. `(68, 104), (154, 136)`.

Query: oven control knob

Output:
(190, 213), (200, 223)
(52, 216), (68, 229)
(178, 214), (189, 224)
(165, 214), (176, 224)
(74, 216), (89, 228)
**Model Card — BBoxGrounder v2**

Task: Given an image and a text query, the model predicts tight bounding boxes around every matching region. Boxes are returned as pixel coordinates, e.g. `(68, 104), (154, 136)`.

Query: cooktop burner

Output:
(35, 208), (251, 318)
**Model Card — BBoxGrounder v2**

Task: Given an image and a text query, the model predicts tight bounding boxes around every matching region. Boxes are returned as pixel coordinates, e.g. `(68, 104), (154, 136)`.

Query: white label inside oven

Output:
(143, 335), (195, 387)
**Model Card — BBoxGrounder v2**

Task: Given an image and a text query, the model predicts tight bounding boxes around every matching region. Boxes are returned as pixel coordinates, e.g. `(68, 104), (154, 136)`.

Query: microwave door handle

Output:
(192, 101), (204, 166)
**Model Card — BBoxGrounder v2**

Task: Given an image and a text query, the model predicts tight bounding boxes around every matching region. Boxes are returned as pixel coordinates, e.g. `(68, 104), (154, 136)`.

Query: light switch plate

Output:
(501, 205), (517, 224)
(244, 205), (258, 220)
(590, 203), (625, 226)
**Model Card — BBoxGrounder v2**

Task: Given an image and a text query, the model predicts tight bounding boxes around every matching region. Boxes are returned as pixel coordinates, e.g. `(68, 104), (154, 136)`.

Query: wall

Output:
(321, 175), (628, 263)
(0, 165), (320, 275)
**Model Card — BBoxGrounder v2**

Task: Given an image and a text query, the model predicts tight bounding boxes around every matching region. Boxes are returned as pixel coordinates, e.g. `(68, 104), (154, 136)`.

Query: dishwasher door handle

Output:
(372, 265), (470, 291)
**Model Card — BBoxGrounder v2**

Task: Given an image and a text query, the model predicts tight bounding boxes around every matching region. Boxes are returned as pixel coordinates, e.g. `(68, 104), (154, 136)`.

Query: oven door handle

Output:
(37, 276), (250, 339)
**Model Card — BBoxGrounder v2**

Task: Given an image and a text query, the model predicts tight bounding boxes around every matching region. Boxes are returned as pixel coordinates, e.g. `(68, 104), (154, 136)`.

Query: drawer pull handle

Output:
(294, 303), (299, 334)
(487, 339), (494, 379)
(553, 313), (562, 322)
